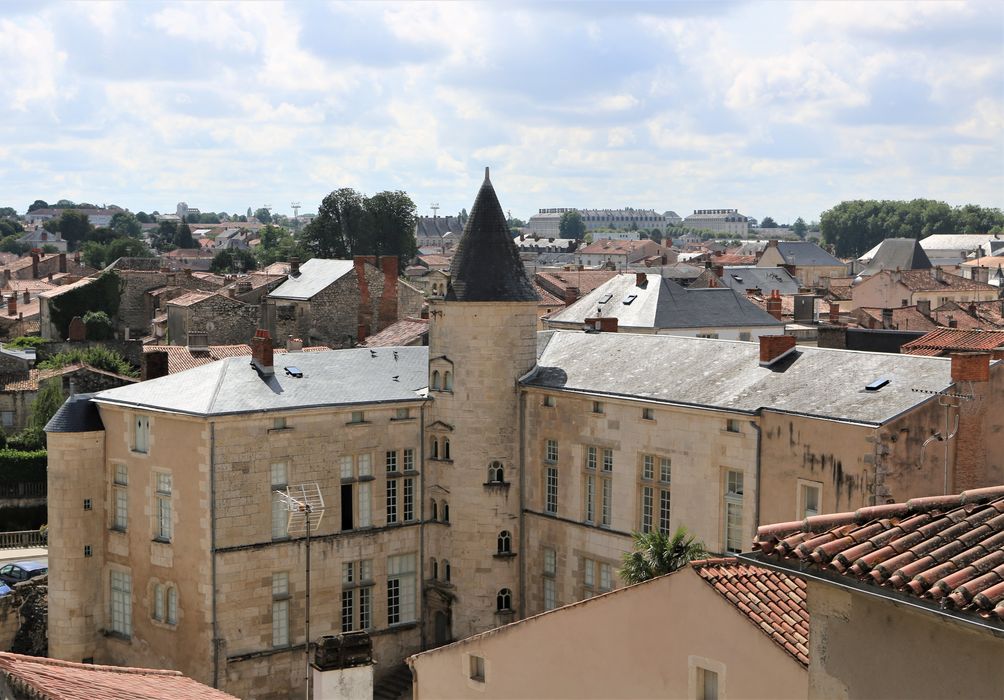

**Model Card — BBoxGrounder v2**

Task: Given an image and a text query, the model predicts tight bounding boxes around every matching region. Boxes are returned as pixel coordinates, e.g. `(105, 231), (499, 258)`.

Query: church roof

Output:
(446, 169), (538, 303)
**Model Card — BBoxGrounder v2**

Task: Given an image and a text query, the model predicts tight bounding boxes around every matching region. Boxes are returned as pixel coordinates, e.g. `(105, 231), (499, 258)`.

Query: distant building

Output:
(528, 208), (669, 237)
(576, 239), (670, 268)
(683, 209), (750, 236)
(24, 208), (121, 228)
(176, 202), (201, 221)
(17, 228), (67, 252)
(757, 240), (846, 287)
(414, 216), (464, 250)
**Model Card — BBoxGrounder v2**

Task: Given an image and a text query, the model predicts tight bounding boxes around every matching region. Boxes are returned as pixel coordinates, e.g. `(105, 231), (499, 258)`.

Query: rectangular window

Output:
(110, 570), (132, 637)
(358, 482), (372, 527)
(272, 417), (287, 430)
(272, 572), (290, 647)
(155, 473), (172, 542)
(586, 446), (597, 471)
(359, 586), (371, 630)
(0, 411), (12, 427)
(660, 458), (671, 484)
(546, 467), (558, 514)
(395, 407), (410, 420)
(341, 590), (354, 633)
(133, 415), (149, 453)
(599, 563), (613, 592)
(350, 411), (364, 423)
(545, 439), (558, 463)
(641, 486), (653, 532)
(659, 489), (672, 535)
(271, 463), (288, 540)
(153, 584), (165, 621)
(166, 587), (177, 625)
(602, 448), (613, 472)
(642, 407), (654, 420)
(113, 464), (128, 531)
(358, 453), (372, 477)
(470, 655), (485, 683)
(600, 477), (612, 527)
(726, 419), (742, 433)
(386, 479), (398, 524)
(339, 456), (353, 479)
(642, 455), (654, 481)
(543, 547), (557, 610)
(698, 668), (719, 700)
(403, 477), (415, 521)
(543, 578), (556, 611)
(583, 557), (594, 592)
(584, 474), (595, 523)
(386, 450), (398, 473)
(543, 395), (555, 407)
(387, 554), (416, 625)
(799, 482), (821, 518)
(725, 470), (744, 554)
(592, 401), (604, 414)
(403, 448), (415, 472)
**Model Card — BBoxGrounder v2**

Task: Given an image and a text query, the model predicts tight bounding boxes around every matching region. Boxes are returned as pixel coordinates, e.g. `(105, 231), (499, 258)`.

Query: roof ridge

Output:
(206, 355), (233, 414)
(0, 651), (184, 676)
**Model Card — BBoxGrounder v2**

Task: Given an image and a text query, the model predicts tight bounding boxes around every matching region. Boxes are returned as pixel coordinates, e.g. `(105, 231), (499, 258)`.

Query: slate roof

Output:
(692, 558), (809, 666)
(858, 238), (932, 276)
(715, 266), (800, 295)
(45, 393), (104, 433)
(901, 328), (1004, 357)
(546, 273), (783, 330)
(770, 241), (844, 267)
(143, 344), (329, 374)
(527, 331), (971, 425)
(0, 651), (239, 699)
(268, 259), (354, 300)
(750, 486), (1004, 628)
(358, 318), (429, 348)
(917, 233), (1004, 254)
(577, 239), (662, 256)
(446, 169), (538, 303)
(95, 347), (429, 416)
(415, 216), (464, 239)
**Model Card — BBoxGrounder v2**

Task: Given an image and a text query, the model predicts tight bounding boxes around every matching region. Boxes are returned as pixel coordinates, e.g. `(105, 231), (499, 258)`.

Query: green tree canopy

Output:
(135, 211), (151, 224)
(619, 527), (708, 584)
(791, 217), (808, 239)
(27, 200), (48, 213)
(0, 236), (29, 256)
(210, 248), (258, 273)
(81, 237), (153, 269)
(760, 216), (778, 228)
(559, 210), (587, 239)
(364, 190), (418, 264)
(173, 221), (199, 249)
(153, 220), (178, 251)
(0, 207), (16, 218)
(254, 208), (272, 224)
(254, 225), (311, 267)
(51, 210), (92, 250)
(109, 211), (141, 238)
(301, 188), (368, 259)
(0, 220), (23, 237)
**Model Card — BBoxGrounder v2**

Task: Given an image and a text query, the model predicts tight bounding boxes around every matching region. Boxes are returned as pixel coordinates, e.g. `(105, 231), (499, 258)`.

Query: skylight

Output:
(622, 294), (638, 305)
(598, 294), (613, 304)
(865, 377), (890, 391)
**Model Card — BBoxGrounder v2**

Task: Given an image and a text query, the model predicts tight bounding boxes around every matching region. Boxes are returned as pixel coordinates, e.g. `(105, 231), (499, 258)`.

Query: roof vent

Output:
(284, 366), (303, 378)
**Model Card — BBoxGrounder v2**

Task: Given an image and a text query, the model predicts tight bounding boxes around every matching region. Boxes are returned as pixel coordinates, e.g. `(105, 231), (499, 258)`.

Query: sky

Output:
(1, 1), (1002, 224)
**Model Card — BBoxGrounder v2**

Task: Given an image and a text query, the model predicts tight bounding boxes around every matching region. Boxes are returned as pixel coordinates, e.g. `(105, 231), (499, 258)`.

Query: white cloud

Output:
(0, 17), (68, 111)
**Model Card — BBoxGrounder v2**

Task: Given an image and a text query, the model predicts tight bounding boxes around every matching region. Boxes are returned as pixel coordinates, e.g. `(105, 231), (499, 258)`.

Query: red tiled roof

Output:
(896, 269), (997, 292)
(577, 239), (662, 255)
(532, 281), (563, 307)
(711, 254), (757, 265)
(753, 486), (1004, 625)
(145, 344), (327, 374)
(534, 270), (618, 298)
(0, 651), (238, 699)
(358, 318), (429, 348)
(165, 291), (215, 307)
(692, 558), (809, 666)
(901, 328), (1004, 357)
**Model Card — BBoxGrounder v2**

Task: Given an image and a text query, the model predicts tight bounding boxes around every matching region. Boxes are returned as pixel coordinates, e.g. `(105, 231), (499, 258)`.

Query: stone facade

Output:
(167, 294), (260, 348)
(118, 270), (221, 339)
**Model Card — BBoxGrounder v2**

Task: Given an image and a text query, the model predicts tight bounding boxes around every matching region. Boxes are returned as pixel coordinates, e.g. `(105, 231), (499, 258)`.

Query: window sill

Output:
(390, 417), (416, 422)
(493, 552), (517, 559)
(110, 527), (127, 535)
(267, 427), (294, 434)
(104, 631), (132, 643)
(429, 458), (453, 464)
(722, 430), (743, 437)
(403, 469), (419, 477)
(346, 422), (370, 427)
(152, 537), (172, 545)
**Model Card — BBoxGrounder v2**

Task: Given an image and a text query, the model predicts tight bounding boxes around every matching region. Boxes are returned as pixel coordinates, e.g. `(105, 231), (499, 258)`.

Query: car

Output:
(0, 561), (47, 585)
(0, 583), (11, 596)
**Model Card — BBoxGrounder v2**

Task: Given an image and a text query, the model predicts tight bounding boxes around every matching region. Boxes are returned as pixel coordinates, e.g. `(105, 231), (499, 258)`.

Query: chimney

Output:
(564, 286), (580, 305)
(73, 251), (80, 264)
(47, 272), (53, 282)
(759, 334), (797, 366)
(355, 257), (374, 341)
(22, 290), (28, 304)
(713, 265), (724, 278)
(951, 352), (991, 491)
(312, 633), (374, 700)
(972, 266), (990, 284)
(290, 257), (300, 277)
(142, 350), (170, 381)
(933, 266), (944, 282)
(882, 308), (894, 329)
(250, 329), (274, 376)
(5, 295), (14, 317)
(828, 302), (840, 324)
(917, 299), (931, 316)
(68, 316), (86, 342)
(287, 335), (303, 352)
(584, 316), (618, 333)
(948, 316), (958, 329)
(2, 269), (9, 284)
(188, 331), (209, 351)
(30, 252), (39, 279)
(58, 252), (67, 273)
(635, 272), (647, 287)
(766, 290), (783, 320)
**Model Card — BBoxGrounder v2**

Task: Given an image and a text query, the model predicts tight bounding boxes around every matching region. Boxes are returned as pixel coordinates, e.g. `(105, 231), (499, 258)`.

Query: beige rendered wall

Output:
(521, 390), (758, 614)
(411, 568), (807, 700)
(808, 582), (1004, 700)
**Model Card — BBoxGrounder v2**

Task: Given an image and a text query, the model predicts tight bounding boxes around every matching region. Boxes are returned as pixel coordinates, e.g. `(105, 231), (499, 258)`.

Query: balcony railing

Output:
(0, 530), (45, 549)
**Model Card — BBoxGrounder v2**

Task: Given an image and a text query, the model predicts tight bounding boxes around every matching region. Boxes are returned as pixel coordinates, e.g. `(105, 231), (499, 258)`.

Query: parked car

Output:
(0, 561), (47, 585)
(0, 583), (11, 596)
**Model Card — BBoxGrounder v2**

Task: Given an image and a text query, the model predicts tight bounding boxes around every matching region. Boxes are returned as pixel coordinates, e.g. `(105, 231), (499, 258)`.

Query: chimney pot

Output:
(6, 295), (15, 316)
(286, 335), (303, 352)
(22, 290), (28, 303)
(759, 334), (797, 366)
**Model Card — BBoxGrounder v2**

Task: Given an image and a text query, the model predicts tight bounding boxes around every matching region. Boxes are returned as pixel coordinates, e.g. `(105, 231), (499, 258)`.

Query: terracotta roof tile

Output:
(0, 651), (239, 699)
(358, 318), (429, 348)
(754, 487), (1004, 625)
(534, 270), (619, 298)
(897, 269), (997, 292)
(691, 558), (809, 667)
(901, 328), (1004, 357)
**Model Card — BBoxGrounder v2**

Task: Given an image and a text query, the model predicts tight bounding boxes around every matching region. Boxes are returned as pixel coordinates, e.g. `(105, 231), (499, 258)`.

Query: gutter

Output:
(418, 401), (427, 651)
(748, 420), (762, 537)
(736, 552), (1004, 638)
(518, 388), (527, 620)
(210, 421), (220, 688)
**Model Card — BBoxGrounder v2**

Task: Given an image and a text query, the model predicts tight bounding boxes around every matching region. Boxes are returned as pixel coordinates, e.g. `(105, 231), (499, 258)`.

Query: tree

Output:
(81, 237), (153, 269)
(364, 190), (418, 264)
(254, 225), (310, 267)
(27, 200), (48, 213)
(0, 207), (16, 218)
(52, 210), (92, 250)
(253, 208), (272, 224)
(82, 310), (114, 340)
(210, 248), (257, 273)
(760, 216), (778, 228)
(135, 211), (151, 224)
(0, 236), (29, 255)
(619, 527), (708, 584)
(153, 220), (178, 251)
(109, 211), (141, 238)
(648, 228), (664, 244)
(559, 210), (587, 239)
(301, 188), (366, 259)
(173, 221), (198, 249)
(246, 206), (253, 218)
(28, 379), (65, 434)
(791, 217), (808, 239)
(0, 219), (23, 237)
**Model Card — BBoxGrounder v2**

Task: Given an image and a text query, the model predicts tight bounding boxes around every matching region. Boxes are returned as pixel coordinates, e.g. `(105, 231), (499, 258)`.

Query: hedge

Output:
(0, 449), (47, 485)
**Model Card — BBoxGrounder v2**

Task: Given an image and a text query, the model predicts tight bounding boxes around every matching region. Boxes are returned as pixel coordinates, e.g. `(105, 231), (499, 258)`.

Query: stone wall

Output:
(167, 295), (260, 347)
(118, 270), (219, 338)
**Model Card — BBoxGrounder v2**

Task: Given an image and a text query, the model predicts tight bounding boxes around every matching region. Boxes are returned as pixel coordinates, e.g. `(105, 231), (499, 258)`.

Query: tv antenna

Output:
(430, 202), (440, 217)
(291, 202), (301, 231)
(275, 483), (325, 700)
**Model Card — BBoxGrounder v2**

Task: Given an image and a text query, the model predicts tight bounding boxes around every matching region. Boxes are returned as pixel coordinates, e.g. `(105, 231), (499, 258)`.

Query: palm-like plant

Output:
(619, 526), (708, 584)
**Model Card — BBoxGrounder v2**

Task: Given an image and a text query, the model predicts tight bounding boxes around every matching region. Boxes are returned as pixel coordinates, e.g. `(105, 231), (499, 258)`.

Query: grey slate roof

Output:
(718, 266), (800, 295)
(528, 331), (965, 426)
(45, 393), (104, 433)
(547, 273), (783, 330)
(268, 259), (354, 300)
(92, 347), (429, 417)
(773, 241), (844, 267)
(859, 238), (932, 276)
(446, 169), (539, 303)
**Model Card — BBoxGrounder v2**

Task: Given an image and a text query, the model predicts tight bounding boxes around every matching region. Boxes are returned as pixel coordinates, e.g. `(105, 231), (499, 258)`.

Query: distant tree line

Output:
(821, 199), (1004, 257)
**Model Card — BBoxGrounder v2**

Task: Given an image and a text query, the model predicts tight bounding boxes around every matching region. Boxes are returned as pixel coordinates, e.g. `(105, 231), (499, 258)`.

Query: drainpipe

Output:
(518, 389), (527, 620)
(210, 421), (220, 688)
(748, 418), (762, 535)
(418, 401), (427, 651)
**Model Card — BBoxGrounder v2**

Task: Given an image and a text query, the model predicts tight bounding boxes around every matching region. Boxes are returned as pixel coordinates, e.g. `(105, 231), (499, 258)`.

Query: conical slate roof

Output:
(446, 168), (538, 302)
(860, 238), (932, 276)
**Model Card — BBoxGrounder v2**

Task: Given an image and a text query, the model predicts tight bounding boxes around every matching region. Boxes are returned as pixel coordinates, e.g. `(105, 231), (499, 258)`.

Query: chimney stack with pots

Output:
(287, 335), (303, 352)
(766, 290), (783, 320)
(6, 295), (14, 317)
(564, 286), (579, 305)
(250, 329), (274, 376)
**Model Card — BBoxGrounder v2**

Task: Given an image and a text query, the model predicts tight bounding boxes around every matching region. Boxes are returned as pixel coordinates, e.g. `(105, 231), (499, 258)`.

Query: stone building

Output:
(683, 209), (750, 236)
(166, 292), (260, 347)
(43, 172), (1004, 699)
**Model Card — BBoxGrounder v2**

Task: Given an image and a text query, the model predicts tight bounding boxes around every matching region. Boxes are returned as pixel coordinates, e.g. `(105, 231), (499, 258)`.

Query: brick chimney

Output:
(354, 256), (375, 341)
(58, 252), (67, 273)
(142, 350), (170, 381)
(287, 335), (303, 352)
(759, 334), (796, 366)
(766, 290), (783, 320)
(882, 308), (894, 329)
(22, 290), (28, 304)
(250, 329), (274, 376)
(713, 265), (724, 278)
(952, 352), (991, 491)
(377, 256), (399, 332)
(585, 317), (618, 333)
(290, 257), (301, 277)
(635, 272), (647, 287)
(5, 295), (14, 317)
(828, 302), (840, 324)
(564, 286), (579, 305)
(30, 252), (39, 279)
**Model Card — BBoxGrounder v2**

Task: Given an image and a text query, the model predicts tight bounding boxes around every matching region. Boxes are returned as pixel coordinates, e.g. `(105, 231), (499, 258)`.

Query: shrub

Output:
(82, 310), (114, 340)
(0, 449), (47, 484)
(2, 337), (48, 351)
(36, 346), (138, 377)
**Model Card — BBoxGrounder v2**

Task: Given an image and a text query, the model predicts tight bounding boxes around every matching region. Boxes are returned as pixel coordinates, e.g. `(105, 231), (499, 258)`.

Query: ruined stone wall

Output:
(168, 295), (260, 347)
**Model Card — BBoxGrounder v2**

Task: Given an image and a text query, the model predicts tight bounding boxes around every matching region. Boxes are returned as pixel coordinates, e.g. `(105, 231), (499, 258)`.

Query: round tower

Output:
(424, 168), (539, 641)
(45, 395), (106, 662)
